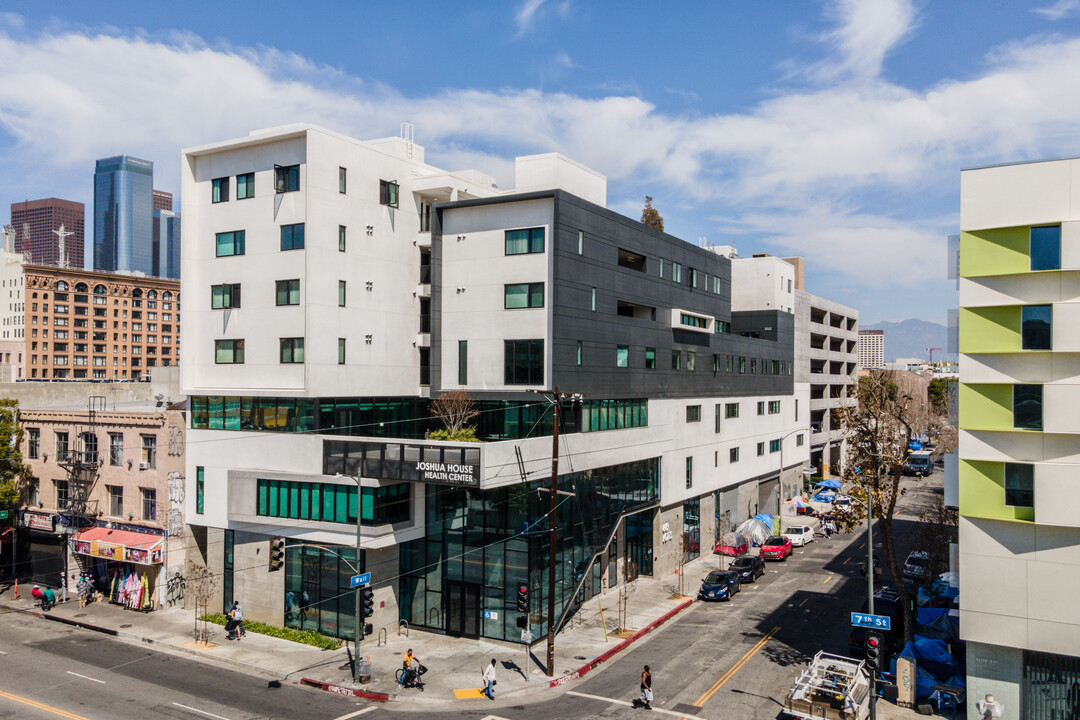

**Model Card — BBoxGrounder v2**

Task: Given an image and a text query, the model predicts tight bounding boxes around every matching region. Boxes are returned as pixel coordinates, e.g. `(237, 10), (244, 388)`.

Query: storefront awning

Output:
(72, 526), (164, 565)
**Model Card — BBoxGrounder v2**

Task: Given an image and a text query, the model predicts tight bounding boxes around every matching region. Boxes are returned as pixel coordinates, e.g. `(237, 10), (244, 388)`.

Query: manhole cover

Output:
(120, 624), (133, 628)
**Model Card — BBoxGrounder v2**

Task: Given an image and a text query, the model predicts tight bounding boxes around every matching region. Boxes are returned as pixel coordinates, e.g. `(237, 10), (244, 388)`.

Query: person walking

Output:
(229, 600), (246, 639)
(639, 665), (653, 710)
(482, 658), (497, 700)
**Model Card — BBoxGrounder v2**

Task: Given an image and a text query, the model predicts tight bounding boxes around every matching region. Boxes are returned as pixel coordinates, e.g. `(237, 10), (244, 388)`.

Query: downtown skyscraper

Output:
(93, 155), (154, 275)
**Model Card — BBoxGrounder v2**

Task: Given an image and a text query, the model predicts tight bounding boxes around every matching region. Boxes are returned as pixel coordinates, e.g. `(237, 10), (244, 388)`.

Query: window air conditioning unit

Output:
(138, 461), (150, 471)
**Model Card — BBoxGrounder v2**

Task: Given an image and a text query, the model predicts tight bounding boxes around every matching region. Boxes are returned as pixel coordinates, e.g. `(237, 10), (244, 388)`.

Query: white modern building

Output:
(181, 124), (809, 646)
(730, 253), (859, 478)
(959, 157), (1080, 718)
(857, 329), (884, 369)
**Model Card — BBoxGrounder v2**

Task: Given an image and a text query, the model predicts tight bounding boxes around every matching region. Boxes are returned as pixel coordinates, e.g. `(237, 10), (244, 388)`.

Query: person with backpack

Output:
(639, 665), (653, 710)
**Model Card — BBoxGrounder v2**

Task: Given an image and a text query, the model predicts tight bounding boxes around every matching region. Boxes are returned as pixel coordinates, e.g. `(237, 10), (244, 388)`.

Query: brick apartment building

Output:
(10, 198), (85, 268)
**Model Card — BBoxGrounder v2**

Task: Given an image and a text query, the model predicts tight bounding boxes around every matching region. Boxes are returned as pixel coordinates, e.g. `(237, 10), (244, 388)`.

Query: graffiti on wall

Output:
(165, 567), (185, 607)
(166, 472), (184, 537)
(167, 425), (184, 457)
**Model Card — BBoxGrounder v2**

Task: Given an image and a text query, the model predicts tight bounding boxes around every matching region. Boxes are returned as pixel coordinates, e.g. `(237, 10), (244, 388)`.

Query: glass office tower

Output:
(94, 155), (154, 275)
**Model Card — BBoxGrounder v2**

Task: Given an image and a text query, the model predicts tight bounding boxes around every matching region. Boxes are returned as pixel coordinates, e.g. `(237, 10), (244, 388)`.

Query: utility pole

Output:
(528, 386), (583, 678)
(546, 385), (560, 677)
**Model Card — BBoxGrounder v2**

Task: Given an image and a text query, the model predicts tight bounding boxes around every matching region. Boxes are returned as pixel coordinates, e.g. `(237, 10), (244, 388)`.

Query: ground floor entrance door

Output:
(445, 580), (481, 638)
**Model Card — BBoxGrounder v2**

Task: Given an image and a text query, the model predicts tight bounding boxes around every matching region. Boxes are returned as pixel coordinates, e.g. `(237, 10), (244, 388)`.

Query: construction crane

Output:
(926, 347), (942, 365)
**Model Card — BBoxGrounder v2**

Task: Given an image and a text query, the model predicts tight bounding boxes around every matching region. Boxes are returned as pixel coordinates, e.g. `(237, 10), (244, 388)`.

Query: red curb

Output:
(548, 598), (694, 688)
(300, 677), (390, 702)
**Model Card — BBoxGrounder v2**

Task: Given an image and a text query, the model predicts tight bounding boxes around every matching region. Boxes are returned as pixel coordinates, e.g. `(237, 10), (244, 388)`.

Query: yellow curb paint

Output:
(453, 688), (486, 699)
(823, 576), (833, 584)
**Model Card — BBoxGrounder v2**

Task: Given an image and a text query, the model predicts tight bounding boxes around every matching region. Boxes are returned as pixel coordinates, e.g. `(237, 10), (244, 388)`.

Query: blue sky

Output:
(2, 0), (1080, 323)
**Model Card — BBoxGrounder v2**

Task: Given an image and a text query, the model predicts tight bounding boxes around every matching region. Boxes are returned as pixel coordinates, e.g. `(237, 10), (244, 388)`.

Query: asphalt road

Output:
(0, 611), (362, 720)
(0, 470), (942, 720)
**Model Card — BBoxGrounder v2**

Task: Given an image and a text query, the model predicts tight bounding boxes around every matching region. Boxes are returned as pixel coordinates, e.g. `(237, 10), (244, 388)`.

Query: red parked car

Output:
(759, 535), (793, 561)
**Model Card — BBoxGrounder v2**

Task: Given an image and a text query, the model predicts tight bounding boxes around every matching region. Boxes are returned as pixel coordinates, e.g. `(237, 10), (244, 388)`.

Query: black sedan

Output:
(698, 570), (741, 601)
(729, 555), (766, 583)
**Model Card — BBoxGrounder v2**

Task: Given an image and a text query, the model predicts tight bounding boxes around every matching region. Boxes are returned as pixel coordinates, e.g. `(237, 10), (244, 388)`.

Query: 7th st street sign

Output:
(851, 612), (892, 631)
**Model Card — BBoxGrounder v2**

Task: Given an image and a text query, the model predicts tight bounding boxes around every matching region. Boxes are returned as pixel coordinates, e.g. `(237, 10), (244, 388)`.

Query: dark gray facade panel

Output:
(432, 190), (793, 401)
(549, 193), (792, 399)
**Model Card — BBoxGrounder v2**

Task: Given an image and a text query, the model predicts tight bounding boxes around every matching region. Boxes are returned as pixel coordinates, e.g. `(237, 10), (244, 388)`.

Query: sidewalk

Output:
(0, 558), (709, 706)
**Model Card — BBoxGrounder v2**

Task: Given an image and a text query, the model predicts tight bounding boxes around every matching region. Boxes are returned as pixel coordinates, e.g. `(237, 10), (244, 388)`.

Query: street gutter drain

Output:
(120, 624), (133, 628)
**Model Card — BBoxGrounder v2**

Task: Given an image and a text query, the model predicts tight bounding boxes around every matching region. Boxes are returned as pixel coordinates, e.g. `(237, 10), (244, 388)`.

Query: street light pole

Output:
(336, 472), (364, 685)
(849, 490), (876, 720)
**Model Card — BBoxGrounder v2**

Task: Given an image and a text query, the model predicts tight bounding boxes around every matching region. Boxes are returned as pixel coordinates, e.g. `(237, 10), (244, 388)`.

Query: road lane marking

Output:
(172, 702), (233, 720)
(0, 689), (91, 719)
(66, 671), (105, 684)
(0, 649), (6, 654)
(695, 625), (781, 707)
(566, 691), (708, 720)
(823, 576), (833, 585)
(798, 598), (808, 607)
(334, 709), (376, 719)
(843, 557), (850, 565)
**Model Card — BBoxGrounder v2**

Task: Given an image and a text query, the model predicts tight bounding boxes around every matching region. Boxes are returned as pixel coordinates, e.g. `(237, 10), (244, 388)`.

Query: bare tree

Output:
(187, 561), (218, 645)
(839, 370), (929, 645)
(430, 390), (480, 440)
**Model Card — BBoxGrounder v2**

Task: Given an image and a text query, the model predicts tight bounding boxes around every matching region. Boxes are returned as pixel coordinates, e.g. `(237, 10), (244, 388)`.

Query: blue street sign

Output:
(851, 612), (891, 631)
(483, 610), (499, 620)
(350, 572), (372, 588)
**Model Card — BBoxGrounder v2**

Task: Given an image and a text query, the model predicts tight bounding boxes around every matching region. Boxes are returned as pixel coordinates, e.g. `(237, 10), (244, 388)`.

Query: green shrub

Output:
(428, 426), (480, 442)
(199, 613), (342, 650)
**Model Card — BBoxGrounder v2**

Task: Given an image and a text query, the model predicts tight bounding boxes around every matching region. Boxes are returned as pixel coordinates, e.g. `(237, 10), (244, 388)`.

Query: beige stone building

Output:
(0, 248), (182, 381)
(11, 375), (186, 609)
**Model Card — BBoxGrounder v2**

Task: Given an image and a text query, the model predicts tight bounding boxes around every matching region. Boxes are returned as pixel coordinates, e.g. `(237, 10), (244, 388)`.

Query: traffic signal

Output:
(865, 633), (882, 670)
(269, 537), (285, 571)
(516, 585), (529, 612)
(362, 587), (375, 618)
(516, 615), (528, 629)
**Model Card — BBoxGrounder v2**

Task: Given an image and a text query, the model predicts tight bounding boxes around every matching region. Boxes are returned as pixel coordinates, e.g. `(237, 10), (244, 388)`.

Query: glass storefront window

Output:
(398, 456), (659, 644)
(284, 541), (364, 640)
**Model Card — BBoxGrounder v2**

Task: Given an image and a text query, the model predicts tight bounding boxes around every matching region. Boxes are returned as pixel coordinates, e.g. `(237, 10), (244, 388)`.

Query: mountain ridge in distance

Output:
(862, 318), (954, 364)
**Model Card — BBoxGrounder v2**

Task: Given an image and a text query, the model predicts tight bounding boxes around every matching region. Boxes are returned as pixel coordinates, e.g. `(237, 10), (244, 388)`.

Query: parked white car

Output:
(902, 551), (932, 581)
(783, 525), (815, 547)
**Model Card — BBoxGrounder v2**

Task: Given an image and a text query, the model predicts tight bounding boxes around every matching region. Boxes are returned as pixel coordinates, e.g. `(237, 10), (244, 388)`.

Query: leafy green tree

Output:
(840, 370), (928, 646)
(641, 196), (664, 232)
(0, 399), (28, 525)
(928, 377), (952, 417)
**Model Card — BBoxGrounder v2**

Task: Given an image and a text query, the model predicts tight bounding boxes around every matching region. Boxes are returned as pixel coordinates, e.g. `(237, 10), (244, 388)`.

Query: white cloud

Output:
(2, 2), (1080, 313)
(810, 0), (918, 82)
(1033, 0), (1080, 20)
(515, 0), (547, 36)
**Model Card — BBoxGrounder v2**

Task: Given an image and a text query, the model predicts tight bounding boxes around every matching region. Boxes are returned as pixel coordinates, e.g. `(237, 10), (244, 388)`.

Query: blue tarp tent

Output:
(811, 491), (836, 502)
(753, 512), (774, 526)
(815, 478), (842, 489)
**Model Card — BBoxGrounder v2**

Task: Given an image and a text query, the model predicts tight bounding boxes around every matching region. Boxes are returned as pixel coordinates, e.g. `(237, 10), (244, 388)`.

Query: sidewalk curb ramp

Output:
(300, 677), (391, 702)
(548, 598), (694, 688)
